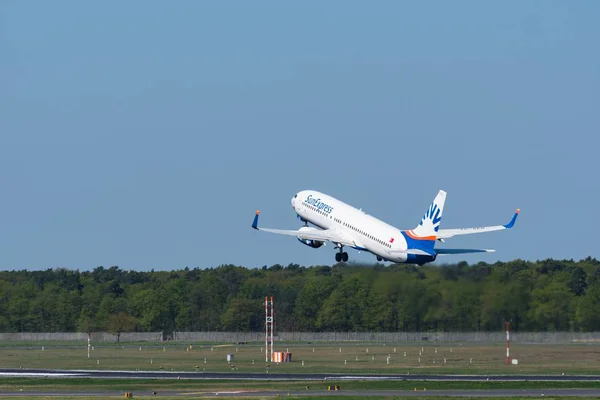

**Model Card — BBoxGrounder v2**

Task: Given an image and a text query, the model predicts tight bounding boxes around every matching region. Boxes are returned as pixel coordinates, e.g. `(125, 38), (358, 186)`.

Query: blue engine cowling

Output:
(296, 226), (324, 248)
(297, 238), (324, 248)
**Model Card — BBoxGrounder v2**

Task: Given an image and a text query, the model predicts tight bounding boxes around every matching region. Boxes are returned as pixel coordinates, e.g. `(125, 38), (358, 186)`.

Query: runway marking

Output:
(0, 372), (84, 377)
(214, 391), (257, 394)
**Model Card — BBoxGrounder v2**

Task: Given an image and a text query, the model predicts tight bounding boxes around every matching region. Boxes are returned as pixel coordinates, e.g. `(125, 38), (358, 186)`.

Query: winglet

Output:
(503, 208), (520, 229)
(252, 210), (260, 230)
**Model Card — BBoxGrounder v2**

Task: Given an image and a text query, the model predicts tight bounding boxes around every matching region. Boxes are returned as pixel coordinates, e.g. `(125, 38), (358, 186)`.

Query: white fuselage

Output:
(291, 190), (411, 262)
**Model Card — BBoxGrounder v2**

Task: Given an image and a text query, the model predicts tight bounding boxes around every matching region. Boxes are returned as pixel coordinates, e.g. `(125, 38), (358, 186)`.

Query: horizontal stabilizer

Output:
(388, 248), (436, 257)
(436, 208), (520, 240)
(436, 248), (495, 255)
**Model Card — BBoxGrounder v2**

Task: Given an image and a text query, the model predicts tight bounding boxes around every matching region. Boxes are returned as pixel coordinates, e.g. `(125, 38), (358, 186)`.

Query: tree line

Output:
(1, 257), (599, 334)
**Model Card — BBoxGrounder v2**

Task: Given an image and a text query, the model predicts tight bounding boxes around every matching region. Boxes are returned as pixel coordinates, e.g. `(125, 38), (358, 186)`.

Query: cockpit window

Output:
(294, 194), (298, 198)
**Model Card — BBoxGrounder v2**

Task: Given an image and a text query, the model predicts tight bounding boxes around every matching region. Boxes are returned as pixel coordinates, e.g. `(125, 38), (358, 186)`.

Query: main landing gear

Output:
(335, 248), (349, 263)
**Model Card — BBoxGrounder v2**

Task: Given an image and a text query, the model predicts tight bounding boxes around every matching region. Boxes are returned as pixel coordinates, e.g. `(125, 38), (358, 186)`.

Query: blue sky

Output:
(1, 1), (598, 271)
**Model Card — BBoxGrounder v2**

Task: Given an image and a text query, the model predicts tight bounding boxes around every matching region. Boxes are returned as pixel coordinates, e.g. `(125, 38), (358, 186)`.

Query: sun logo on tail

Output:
(419, 203), (442, 232)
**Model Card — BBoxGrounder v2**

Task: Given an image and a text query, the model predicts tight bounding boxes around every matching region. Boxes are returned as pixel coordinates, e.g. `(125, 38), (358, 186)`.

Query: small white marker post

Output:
(302, 360), (304, 366)
(339, 347), (342, 353)
(87, 338), (90, 359)
(356, 356), (359, 361)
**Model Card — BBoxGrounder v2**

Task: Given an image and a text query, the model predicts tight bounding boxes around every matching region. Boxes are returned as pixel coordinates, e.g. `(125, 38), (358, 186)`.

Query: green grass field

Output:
(1, 378), (600, 400)
(1, 340), (600, 375)
(2, 341), (600, 398)
(1, 398), (600, 400)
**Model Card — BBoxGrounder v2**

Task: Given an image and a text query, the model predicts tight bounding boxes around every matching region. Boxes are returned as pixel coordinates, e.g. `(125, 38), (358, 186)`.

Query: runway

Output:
(2, 368), (600, 381)
(2, 389), (600, 397)
(2, 369), (600, 397)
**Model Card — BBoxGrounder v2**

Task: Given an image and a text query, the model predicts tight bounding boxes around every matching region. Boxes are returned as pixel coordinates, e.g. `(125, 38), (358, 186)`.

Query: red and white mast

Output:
(265, 296), (274, 362)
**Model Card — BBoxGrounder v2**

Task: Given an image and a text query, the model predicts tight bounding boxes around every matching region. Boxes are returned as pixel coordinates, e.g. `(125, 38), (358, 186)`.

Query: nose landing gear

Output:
(297, 215), (309, 227)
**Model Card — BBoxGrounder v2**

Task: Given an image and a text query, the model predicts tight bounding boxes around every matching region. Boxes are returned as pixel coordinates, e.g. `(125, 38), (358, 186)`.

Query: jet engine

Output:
(296, 226), (325, 248)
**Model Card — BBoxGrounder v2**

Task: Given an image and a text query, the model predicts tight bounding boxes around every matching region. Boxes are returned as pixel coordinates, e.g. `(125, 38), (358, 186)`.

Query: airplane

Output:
(251, 190), (519, 265)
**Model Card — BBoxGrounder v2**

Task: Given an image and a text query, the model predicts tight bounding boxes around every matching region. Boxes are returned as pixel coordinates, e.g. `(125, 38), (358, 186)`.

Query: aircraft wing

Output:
(251, 211), (357, 247)
(436, 209), (520, 240)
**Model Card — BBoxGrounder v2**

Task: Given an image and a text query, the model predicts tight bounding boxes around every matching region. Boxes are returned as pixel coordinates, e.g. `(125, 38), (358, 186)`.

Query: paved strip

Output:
(1, 368), (600, 381)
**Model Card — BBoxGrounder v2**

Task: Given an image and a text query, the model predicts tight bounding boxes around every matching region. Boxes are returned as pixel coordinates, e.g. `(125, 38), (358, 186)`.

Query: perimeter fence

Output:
(0, 332), (163, 342)
(172, 331), (600, 344)
(1, 331), (600, 344)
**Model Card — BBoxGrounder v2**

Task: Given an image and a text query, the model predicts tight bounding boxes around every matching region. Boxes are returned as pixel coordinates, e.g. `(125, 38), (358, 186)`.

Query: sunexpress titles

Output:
(305, 195), (334, 214)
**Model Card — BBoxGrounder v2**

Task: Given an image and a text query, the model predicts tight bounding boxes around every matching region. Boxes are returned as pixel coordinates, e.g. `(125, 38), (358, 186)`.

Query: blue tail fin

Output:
(402, 190), (447, 252)
(413, 190), (446, 236)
